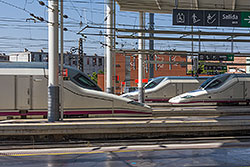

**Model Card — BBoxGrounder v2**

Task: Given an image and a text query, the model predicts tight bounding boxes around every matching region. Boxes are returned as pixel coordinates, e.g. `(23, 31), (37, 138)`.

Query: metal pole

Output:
(138, 12), (145, 103)
(60, 0), (64, 121)
(149, 13), (154, 78)
(78, 38), (83, 72)
(231, 36), (234, 53)
(191, 26), (194, 76)
(48, 0), (59, 122)
(197, 32), (201, 76)
(113, 0), (116, 94)
(106, 0), (113, 93)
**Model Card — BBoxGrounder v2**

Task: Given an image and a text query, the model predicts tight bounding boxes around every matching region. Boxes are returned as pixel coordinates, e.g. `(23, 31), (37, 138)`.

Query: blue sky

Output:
(1, 0), (250, 56)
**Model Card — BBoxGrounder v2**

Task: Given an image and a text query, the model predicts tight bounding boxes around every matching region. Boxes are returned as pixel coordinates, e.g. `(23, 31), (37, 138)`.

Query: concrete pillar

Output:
(105, 0), (114, 93)
(48, 0), (59, 122)
(138, 12), (145, 103)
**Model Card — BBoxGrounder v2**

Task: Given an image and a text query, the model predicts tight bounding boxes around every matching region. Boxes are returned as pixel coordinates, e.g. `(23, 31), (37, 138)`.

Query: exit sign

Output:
(241, 12), (250, 27)
(173, 9), (250, 27)
(198, 54), (234, 61)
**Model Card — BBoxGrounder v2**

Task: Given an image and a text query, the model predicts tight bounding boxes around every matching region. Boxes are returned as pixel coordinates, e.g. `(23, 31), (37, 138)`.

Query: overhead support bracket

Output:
(194, 0), (199, 9)
(155, 0), (162, 10)
(232, 0), (236, 10)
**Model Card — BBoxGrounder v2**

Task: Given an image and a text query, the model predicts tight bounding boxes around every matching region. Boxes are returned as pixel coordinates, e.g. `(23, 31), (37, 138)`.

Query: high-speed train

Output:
(122, 76), (209, 102)
(169, 73), (250, 105)
(0, 62), (152, 117)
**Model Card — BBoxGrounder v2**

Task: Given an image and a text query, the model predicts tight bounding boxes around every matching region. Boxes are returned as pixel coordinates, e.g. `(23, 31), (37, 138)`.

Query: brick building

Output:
(228, 57), (246, 73)
(98, 53), (249, 94)
(98, 53), (187, 94)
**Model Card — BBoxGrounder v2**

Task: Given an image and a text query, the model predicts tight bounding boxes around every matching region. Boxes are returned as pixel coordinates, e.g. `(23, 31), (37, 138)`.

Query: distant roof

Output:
(116, 0), (250, 14)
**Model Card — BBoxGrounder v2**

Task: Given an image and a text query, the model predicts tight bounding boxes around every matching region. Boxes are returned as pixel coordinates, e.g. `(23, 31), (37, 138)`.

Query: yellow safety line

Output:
(0, 149), (155, 157)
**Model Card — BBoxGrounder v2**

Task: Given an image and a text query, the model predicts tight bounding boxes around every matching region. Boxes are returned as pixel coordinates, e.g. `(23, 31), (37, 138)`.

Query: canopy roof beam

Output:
(117, 28), (250, 37)
(115, 0), (250, 14)
(117, 35), (250, 42)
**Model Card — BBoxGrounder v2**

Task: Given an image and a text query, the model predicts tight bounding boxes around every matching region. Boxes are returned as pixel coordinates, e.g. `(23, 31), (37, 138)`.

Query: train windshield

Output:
(203, 74), (231, 90)
(144, 77), (165, 89)
(199, 77), (216, 89)
(73, 73), (101, 91)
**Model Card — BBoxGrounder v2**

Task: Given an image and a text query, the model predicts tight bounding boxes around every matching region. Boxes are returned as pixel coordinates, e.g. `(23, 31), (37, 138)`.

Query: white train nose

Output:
(168, 96), (181, 104)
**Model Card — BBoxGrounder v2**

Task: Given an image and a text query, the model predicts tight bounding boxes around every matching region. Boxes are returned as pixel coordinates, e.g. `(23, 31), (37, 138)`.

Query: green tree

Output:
(88, 70), (104, 83)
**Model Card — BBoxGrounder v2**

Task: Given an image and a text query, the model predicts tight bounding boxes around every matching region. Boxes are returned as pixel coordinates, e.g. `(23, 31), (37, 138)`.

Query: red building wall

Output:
(115, 53), (187, 94)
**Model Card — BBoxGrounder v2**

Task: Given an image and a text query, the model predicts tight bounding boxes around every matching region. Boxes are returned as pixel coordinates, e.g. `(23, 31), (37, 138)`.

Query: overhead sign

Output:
(198, 53), (234, 61)
(198, 65), (227, 75)
(173, 9), (250, 27)
(241, 12), (250, 27)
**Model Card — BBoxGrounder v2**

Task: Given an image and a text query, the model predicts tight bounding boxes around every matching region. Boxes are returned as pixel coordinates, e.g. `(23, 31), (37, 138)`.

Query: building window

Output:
(229, 67), (236, 72)
(39, 55), (42, 62)
(28, 54), (30, 62)
(87, 58), (89, 65)
(93, 58), (97, 66)
(31, 54), (35, 61)
(98, 58), (102, 66)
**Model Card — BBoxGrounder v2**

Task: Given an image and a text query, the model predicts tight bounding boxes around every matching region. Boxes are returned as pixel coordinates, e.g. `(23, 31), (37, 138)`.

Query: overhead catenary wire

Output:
(1, 0), (250, 56)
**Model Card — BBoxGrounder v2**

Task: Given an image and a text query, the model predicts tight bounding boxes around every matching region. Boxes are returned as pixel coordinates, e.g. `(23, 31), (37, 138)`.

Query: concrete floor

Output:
(0, 145), (250, 167)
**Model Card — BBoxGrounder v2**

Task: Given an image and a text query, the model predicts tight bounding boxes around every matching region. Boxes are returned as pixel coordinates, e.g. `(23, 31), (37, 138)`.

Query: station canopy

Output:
(116, 0), (250, 14)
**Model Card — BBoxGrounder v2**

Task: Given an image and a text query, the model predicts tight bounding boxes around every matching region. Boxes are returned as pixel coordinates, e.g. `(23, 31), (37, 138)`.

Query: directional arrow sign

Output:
(241, 12), (250, 27)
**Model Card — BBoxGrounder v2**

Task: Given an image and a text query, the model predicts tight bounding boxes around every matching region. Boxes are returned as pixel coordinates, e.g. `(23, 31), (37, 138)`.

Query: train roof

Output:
(0, 62), (77, 71)
(151, 76), (209, 81)
(215, 73), (250, 78)
(0, 62), (48, 68)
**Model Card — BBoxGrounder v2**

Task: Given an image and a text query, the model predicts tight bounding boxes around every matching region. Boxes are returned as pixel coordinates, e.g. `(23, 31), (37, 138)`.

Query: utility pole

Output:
(149, 13), (154, 79)
(48, 0), (59, 122)
(60, 0), (64, 120)
(78, 38), (84, 72)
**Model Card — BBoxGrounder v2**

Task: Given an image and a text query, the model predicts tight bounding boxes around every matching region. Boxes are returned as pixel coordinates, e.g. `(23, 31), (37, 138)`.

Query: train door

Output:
(0, 76), (15, 109)
(32, 75), (48, 109)
(163, 84), (176, 99)
(176, 83), (183, 95)
(16, 75), (31, 110)
(244, 81), (250, 100)
(232, 81), (244, 99)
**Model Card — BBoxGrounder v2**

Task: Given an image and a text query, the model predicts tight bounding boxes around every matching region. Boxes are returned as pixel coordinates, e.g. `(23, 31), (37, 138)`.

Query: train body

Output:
(122, 76), (209, 102)
(0, 62), (152, 117)
(169, 73), (250, 105)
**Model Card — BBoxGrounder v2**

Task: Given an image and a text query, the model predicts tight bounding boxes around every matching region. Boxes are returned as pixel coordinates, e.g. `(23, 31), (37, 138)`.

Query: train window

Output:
(205, 79), (222, 89)
(144, 77), (164, 89)
(200, 77), (215, 89)
(204, 74), (230, 90)
(73, 73), (97, 89)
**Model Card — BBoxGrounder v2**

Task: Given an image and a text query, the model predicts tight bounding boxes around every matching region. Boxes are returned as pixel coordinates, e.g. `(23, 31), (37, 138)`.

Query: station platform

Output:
(0, 115), (250, 142)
